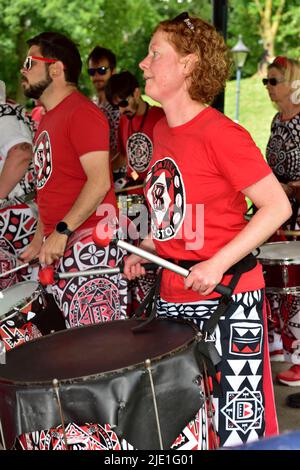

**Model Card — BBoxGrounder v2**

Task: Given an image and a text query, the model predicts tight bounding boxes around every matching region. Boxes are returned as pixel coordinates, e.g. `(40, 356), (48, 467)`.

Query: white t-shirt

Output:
(0, 103), (35, 199)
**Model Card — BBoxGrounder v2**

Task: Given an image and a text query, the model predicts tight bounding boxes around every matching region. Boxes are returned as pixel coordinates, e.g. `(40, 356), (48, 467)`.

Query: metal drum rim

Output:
(0, 318), (199, 387)
(257, 241), (300, 265)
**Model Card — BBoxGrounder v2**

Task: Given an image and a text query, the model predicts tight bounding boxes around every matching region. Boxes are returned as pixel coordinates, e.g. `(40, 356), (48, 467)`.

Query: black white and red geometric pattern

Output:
(14, 402), (211, 450)
(0, 205), (37, 285)
(267, 291), (300, 361)
(50, 230), (128, 328)
(156, 289), (271, 448)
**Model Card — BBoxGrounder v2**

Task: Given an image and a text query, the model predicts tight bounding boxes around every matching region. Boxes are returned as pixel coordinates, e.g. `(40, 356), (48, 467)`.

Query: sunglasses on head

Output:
(171, 11), (195, 32)
(23, 56), (57, 71)
(88, 66), (110, 76)
(262, 78), (285, 86)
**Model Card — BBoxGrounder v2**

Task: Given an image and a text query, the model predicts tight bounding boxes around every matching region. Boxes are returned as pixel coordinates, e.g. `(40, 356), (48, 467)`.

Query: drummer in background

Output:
(87, 46), (120, 161)
(0, 79), (37, 289)
(263, 56), (300, 385)
(19, 32), (127, 328)
(105, 71), (164, 315)
(124, 12), (291, 449)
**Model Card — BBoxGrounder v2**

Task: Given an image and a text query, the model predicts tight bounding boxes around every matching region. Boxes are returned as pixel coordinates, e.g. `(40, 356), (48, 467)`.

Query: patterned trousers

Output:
(156, 289), (278, 448)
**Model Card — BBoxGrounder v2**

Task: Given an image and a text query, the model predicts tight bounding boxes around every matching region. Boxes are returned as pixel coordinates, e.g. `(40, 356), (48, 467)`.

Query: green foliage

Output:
(0, 0), (211, 101)
(0, 0), (298, 102)
(227, 0), (299, 78)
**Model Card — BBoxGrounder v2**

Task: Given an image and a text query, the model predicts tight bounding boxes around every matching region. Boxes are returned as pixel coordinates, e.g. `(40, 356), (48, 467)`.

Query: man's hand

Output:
(39, 231), (68, 265)
(19, 237), (43, 263)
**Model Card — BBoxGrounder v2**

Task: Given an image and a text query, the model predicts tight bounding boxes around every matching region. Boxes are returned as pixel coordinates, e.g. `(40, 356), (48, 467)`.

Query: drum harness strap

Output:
(132, 252), (258, 397)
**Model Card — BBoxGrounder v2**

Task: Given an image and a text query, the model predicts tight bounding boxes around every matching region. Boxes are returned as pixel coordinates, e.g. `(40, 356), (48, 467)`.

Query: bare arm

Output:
(185, 173), (292, 295)
(19, 218), (44, 263)
(0, 142), (33, 198)
(39, 150), (111, 265)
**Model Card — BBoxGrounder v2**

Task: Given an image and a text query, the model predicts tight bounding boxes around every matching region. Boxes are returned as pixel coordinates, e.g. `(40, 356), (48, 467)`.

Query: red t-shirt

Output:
(119, 105), (164, 194)
(145, 106), (272, 302)
(34, 91), (116, 236)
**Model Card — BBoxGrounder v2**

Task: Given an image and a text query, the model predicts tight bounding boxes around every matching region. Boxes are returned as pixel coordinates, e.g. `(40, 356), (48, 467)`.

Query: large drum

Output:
(0, 281), (44, 352)
(257, 241), (300, 294)
(0, 318), (205, 450)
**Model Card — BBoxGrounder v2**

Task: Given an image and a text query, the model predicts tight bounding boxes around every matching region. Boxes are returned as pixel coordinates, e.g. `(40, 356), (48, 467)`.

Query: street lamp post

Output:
(231, 35), (249, 123)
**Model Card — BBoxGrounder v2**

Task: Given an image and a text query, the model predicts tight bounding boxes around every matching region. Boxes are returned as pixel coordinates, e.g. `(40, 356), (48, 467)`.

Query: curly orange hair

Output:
(154, 15), (232, 104)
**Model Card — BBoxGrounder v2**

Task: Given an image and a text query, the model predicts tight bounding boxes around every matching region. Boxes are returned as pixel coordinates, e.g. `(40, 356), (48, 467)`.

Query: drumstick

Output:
(0, 258), (39, 279)
(92, 225), (232, 297)
(39, 263), (157, 286)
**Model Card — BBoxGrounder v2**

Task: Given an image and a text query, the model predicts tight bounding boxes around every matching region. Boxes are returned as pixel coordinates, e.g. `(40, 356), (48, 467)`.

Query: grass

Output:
(224, 75), (277, 154)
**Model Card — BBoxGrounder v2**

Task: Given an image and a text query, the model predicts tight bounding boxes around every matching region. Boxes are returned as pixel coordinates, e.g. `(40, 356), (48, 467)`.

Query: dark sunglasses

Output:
(262, 78), (285, 86)
(88, 66), (110, 76)
(171, 11), (195, 31)
(116, 98), (130, 108)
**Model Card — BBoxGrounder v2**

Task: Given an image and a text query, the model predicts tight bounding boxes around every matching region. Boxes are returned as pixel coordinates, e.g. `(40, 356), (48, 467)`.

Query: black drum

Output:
(0, 318), (205, 450)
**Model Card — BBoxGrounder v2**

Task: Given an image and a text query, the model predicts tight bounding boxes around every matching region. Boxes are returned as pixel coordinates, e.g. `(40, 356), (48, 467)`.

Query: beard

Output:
(22, 73), (53, 100)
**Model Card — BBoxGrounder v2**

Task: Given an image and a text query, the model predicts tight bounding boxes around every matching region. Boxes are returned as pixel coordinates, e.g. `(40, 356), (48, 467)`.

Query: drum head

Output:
(0, 281), (39, 318)
(257, 241), (300, 265)
(0, 318), (204, 451)
(0, 318), (197, 383)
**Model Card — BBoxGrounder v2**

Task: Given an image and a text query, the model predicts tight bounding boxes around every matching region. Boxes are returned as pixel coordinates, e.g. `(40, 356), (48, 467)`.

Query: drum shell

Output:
(0, 281), (44, 351)
(0, 318), (205, 450)
(262, 263), (300, 293)
(257, 241), (300, 294)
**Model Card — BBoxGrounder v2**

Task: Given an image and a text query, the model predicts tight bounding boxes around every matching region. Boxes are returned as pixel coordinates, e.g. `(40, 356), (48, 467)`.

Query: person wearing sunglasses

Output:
(105, 70), (164, 192)
(87, 46), (120, 160)
(124, 13), (292, 449)
(105, 70), (164, 317)
(15, 32), (129, 451)
(19, 31), (127, 327)
(263, 56), (300, 388)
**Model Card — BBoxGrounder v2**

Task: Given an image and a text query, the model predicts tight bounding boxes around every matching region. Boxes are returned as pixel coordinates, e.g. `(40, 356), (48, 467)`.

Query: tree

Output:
(0, 0), (211, 102)
(227, 0), (299, 77)
(254, 0), (286, 58)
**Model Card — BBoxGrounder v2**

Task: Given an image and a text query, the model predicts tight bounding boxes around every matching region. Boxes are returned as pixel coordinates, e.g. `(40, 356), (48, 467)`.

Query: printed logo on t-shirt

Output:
(146, 157), (185, 241)
(34, 130), (52, 190)
(126, 132), (153, 173)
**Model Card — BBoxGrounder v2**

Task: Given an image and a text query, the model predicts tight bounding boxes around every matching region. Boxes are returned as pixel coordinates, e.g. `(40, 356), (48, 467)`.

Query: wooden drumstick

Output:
(92, 225), (233, 297)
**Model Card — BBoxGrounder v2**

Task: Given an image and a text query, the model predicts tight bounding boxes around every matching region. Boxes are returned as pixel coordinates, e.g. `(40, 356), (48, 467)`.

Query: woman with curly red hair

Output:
(124, 13), (292, 448)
